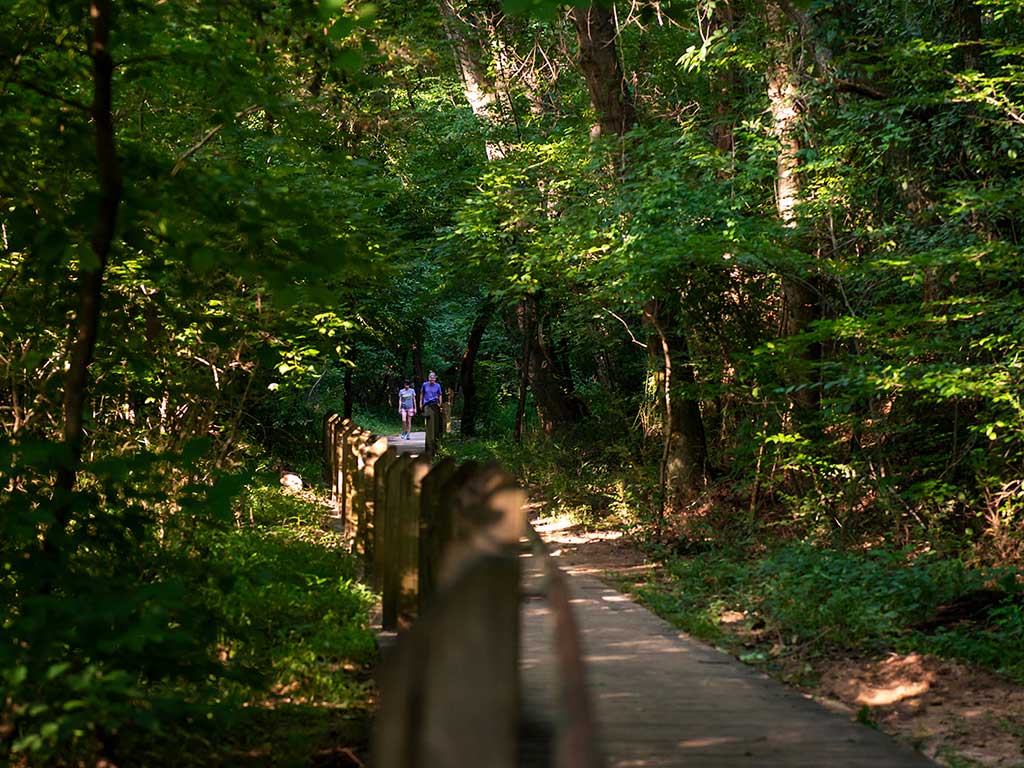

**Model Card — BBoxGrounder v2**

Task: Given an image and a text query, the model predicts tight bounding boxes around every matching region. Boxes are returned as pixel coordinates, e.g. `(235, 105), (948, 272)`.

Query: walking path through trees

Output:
(521, 532), (934, 767)
(343, 417), (1020, 767)
(530, 516), (1024, 768)
(370, 431), (934, 766)
(387, 431), (426, 456)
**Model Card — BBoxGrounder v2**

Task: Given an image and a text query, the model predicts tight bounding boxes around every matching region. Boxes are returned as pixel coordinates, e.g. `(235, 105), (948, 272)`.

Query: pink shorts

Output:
(400, 408), (415, 419)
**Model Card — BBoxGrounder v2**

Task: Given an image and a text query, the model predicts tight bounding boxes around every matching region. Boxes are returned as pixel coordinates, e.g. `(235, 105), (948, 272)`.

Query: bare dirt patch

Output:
(815, 654), (1024, 767)
(533, 513), (1024, 768)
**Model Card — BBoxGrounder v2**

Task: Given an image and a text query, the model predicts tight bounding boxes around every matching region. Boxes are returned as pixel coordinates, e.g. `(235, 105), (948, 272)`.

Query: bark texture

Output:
(766, 2), (820, 410)
(514, 297), (586, 436)
(644, 300), (708, 520)
(58, 0), (122, 495)
(570, 3), (635, 139)
(458, 299), (493, 436)
(954, 0), (983, 70)
(440, 0), (507, 159)
(526, 296), (587, 433)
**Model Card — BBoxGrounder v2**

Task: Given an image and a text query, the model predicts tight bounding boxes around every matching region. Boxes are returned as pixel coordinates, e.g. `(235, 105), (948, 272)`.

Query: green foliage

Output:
(629, 543), (1024, 681)
(1, 478), (374, 766)
(756, 545), (974, 646)
(6, 0), (1024, 757)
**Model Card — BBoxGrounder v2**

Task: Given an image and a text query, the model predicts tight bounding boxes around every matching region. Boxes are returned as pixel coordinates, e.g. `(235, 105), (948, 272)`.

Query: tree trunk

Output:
(458, 299), (493, 436)
(767, 2), (820, 411)
(412, 337), (424, 398)
(439, 0), (506, 159)
(953, 0), (983, 70)
(514, 302), (531, 444)
(643, 300), (708, 521)
(57, 0), (122, 496)
(571, 3), (635, 139)
(525, 295), (587, 433)
(708, 1), (737, 156)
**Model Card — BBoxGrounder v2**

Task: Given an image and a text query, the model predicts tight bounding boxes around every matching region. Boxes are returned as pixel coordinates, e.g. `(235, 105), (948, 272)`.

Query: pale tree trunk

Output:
(440, 0), (507, 159)
(571, 2), (635, 139)
(766, 2), (820, 411)
(58, 0), (122, 496)
(644, 300), (708, 528)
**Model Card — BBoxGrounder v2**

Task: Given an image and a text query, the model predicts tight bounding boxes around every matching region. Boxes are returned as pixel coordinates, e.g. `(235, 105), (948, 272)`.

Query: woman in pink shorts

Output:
(398, 380), (416, 439)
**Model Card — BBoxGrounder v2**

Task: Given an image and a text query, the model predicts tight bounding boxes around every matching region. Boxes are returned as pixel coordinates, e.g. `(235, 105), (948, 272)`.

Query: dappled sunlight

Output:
(676, 736), (742, 749)
(823, 653), (937, 707)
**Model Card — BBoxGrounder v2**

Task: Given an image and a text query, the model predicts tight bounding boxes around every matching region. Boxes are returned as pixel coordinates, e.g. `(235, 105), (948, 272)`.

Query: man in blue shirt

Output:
(419, 371), (443, 412)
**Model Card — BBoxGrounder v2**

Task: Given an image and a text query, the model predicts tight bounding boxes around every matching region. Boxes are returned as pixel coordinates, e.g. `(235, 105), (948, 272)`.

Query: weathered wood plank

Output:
(423, 402), (441, 456)
(437, 461), (525, 588)
(418, 457), (456, 613)
(323, 413), (341, 484)
(334, 419), (358, 512)
(342, 427), (368, 540)
(382, 453), (411, 631)
(370, 446), (399, 584)
(373, 552), (521, 768)
(355, 434), (388, 565)
(396, 458), (430, 629)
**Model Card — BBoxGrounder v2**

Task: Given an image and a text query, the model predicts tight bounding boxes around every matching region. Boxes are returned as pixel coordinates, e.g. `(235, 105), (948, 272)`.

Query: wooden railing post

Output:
(418, 457), (456, 614)
(382, 453), (410, 631)
(357, 435), (389, 569)
(334, 419), (357, 512)
(424, 401), (442, 456)
(342, 426), (367, 540)
(323, 413), (341, 483)
(398, 458), (431, 628)
(377, 554), (521, 768)
(371, 446), (399, 584)
(438, 462), (526, 586)
(330, 417), (351, 504)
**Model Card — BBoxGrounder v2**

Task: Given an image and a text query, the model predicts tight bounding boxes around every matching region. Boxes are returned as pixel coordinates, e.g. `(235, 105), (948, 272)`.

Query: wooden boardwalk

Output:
(387, 431), (425, 456)
(520, 550), (936, 768)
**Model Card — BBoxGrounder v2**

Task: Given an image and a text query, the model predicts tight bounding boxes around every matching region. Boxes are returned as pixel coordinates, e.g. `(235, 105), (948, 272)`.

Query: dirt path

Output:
(533, 514), (1024, 768)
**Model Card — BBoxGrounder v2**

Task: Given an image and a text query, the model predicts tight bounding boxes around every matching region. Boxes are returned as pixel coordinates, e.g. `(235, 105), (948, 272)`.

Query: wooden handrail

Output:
(322, 413), (602, 768)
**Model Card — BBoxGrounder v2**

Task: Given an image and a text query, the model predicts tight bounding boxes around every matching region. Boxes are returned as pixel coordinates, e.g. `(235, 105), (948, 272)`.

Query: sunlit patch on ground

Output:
(816, 653), (1024, 767)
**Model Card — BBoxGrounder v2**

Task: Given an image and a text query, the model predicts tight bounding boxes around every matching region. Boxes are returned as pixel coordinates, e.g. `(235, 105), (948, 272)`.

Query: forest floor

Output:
(533, 512), (1024, 768)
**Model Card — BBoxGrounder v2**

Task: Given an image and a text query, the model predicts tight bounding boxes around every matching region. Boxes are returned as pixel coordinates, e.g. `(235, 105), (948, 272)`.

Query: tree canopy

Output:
(2, 0), (1023, 763)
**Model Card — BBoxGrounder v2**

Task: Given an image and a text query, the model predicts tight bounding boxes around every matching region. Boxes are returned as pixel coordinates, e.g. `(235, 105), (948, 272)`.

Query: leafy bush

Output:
(1, 479), (375, 766)
(756, 544), (978, 647)
(631, 543), (1024, 681)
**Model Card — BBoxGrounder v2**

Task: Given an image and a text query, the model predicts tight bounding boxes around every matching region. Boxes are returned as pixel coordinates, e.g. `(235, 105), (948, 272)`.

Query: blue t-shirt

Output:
(421, 380), (442, 405)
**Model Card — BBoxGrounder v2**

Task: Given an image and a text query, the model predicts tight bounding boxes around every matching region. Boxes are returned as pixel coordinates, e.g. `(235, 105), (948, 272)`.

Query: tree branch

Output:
(5, 77), (91, 112)
(605, 308), (647, 349)
(834, 78), (888, 100)
(171, 105), (261, 176)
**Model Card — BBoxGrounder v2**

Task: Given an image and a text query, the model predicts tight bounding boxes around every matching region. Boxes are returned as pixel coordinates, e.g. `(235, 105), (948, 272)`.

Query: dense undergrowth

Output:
(2, 478), (376, 767)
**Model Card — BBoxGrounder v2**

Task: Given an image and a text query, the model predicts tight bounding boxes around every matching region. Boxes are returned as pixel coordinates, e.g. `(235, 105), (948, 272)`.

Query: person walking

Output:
(398, 380), (416, 440)
(419, 371), (443, 414)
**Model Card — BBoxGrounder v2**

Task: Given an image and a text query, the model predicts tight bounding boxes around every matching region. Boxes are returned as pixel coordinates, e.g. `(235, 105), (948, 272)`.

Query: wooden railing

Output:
(321, 414), (604, 768)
